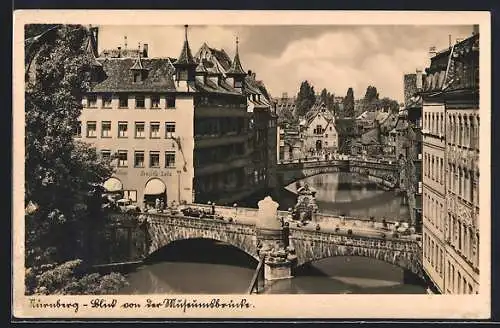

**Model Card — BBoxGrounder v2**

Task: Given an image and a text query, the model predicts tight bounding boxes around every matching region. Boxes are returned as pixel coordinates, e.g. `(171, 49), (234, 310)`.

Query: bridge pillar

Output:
(256, 196), (296, 281)
(264, 259), (294, 281)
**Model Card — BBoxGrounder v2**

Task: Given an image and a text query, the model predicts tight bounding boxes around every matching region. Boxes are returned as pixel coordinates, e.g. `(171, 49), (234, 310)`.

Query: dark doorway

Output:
(316, 140), (322, 151)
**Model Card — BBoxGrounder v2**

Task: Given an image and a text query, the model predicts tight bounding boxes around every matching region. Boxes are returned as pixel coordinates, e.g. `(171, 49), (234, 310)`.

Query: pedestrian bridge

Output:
(103, 205), (423, 281)
(276, 158), (400, 189)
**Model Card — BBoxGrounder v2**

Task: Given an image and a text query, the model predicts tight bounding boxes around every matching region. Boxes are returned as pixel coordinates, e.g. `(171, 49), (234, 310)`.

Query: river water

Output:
(119, 172), (425, 294)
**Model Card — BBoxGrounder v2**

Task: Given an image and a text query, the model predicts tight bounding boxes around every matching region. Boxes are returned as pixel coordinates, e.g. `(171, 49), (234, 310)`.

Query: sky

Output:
(97, 25), (474, 102)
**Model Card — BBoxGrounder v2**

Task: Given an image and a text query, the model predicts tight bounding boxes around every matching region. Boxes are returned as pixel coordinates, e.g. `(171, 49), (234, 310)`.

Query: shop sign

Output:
(140, 170), (172, 177)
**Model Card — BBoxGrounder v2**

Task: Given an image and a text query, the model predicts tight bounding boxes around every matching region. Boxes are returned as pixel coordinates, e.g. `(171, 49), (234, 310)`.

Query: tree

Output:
(343, 87), (355, 117)
(364, 85), (379, 103)
(379, 97), (400, 114)
(319, 88), (336, 114)
(295, 81), (316, 117)
(25, 24), (126, 295)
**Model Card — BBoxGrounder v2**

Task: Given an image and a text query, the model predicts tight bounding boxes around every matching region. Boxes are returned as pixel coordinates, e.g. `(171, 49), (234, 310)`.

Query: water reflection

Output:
(286, 172), (410, 221)
(120, 239), (426, 295)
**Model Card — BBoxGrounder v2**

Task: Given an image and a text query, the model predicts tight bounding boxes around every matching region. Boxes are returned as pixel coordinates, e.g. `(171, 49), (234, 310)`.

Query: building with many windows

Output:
(394, 71), (424, 228)
(421, 27), (480, 294)
(300, 101), (338, 155)
(76, 25), (277, 207)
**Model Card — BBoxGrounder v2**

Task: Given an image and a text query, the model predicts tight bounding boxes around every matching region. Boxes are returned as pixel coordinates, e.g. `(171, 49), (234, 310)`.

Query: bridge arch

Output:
(294, 247), (422, 276)
(146, 237), (260, 267)
(277, 160), (399, 189)
(146, 216), (259, 261)
(289, 230), (423, 278)
(279, 167), (397, 188)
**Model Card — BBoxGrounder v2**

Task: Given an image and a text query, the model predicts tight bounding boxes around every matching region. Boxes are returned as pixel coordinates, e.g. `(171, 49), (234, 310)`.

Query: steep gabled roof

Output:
(174, 25), (196, 66)
(226, 37), (246, 76)
(85, 33), (102, 67)
(91, 58), (176, 92)
(195, 60), (208, 74)
(208, 47), (232, 71)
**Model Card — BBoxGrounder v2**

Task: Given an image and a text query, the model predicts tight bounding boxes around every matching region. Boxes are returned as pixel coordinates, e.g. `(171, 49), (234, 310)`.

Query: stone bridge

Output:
(103, 204), (423, 282)
(276, 158), (400, 189)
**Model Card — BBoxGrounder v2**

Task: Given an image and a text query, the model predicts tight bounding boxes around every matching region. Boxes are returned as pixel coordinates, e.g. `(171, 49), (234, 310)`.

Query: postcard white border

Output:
(12, 10), (492, 319)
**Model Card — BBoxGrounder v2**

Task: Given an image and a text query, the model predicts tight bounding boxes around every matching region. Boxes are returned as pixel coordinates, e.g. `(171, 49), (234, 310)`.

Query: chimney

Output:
(248, 70), (252, 76)
(472, 24), (479, 36)
(252, 72), (256, 80)
(117, 46), (121, 58)
(428, 46), (437, 58)
(416, 69), (423, 90)
(142, 43), (148, 58)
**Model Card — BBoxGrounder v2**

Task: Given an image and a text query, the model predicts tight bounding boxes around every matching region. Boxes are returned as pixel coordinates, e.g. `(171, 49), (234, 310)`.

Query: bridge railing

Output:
(278, 156), (398, 167)
(144, 211), (257, 233)
(289, 228), (420, 249)
(177, 203), (259, 224)
(277, 158), (399, 173)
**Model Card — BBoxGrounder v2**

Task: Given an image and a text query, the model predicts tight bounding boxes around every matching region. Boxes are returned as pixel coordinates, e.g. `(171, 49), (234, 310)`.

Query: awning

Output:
(144, 179), (166, 195)
(103, 177), (122, 192)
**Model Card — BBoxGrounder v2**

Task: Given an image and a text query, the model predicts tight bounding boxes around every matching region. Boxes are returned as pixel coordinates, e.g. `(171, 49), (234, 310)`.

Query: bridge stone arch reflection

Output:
(146, 214), (259, 260)
(277, 159), (400, 189)
(289, 229), (423, 277)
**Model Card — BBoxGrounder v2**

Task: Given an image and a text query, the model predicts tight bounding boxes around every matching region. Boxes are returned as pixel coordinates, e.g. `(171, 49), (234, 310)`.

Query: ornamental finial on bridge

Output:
(257, 196), (281, 230)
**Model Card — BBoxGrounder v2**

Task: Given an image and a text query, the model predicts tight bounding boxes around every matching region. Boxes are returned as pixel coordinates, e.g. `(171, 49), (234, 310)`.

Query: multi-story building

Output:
(300, 102), (338, 155)
(278, 125), (304, 162)
(421, 27), (480, 294)
(77, 25), (276, 207)
(394, 71), (424, 228)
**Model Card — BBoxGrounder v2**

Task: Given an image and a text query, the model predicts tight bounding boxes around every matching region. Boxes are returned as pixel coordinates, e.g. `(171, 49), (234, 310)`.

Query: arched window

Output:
(440, 157), (444, 184)
(464, 116), (469, 147)
(459, 167), (463, 197)
(431, 113), (435, 134)
(440, 113), (444, 136)
(453, 115), (457, 144)
(459, 115), (463, 146)
(431, 156), (435, 181)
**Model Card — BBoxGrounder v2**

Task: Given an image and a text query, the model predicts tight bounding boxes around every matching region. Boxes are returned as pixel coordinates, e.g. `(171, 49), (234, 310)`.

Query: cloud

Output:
(98, 24), (475, 102)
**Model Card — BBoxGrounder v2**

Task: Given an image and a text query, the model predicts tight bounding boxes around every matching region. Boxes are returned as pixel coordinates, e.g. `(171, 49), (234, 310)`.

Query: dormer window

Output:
(130, 45), (147, 83)
(135, 95), (145, 109)
(133, 72), (141, 83)
(87, 95), (97, 108)
(178, 69), (189, 81)
(151, 95), (160, 108)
